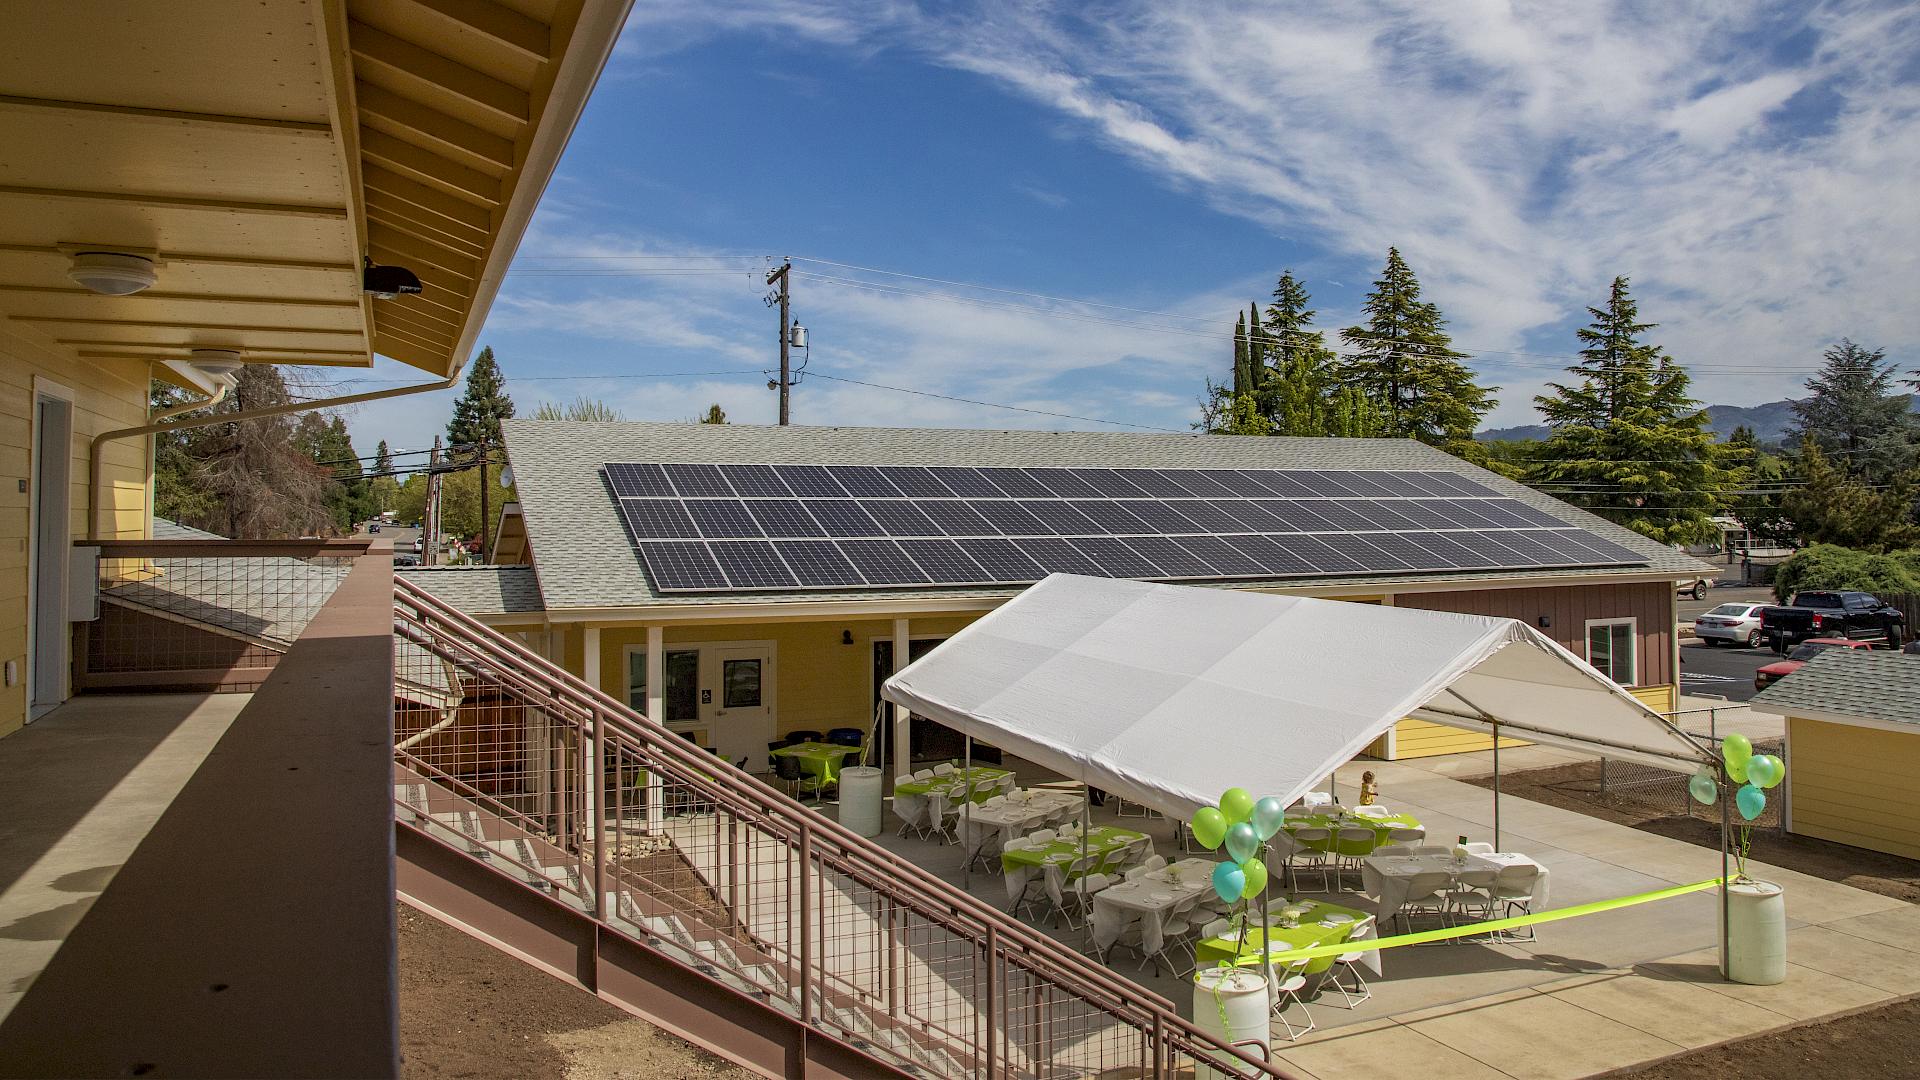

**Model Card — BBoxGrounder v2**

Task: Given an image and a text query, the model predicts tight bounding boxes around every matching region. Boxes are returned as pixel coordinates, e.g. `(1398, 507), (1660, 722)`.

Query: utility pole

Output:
(424, 435), (442, 567)
(767, 259), (791, 425)
(478, 436), (490, 564)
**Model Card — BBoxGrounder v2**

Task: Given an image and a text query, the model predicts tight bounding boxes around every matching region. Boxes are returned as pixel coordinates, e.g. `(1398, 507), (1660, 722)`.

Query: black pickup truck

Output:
(1760, 591), (1906, 653)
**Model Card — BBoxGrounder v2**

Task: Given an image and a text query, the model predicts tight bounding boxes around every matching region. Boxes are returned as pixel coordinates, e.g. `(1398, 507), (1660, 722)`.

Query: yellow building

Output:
(1752, 647), (1920, 861)
(403, 419), (1701, 771)
(0, 0), (630, 739)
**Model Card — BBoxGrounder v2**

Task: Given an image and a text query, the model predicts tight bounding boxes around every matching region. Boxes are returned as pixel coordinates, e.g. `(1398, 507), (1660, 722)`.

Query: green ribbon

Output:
(1228, 876), (1729, 967)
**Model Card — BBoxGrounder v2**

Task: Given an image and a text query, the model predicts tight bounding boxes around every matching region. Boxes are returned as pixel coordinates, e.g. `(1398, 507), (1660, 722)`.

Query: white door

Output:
(704, 644), (774, 771)
(29, 390), (73, 719)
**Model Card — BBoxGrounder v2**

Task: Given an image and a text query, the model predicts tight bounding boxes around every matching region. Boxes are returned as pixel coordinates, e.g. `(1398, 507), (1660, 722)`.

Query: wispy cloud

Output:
(608, 0), (1920, 422)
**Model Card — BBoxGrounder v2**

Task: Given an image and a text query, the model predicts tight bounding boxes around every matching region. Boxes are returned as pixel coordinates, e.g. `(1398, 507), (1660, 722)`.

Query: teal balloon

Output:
(1687, 771), (1718, 806)
(1746, 754), (1784, 790)
(1191, 807), (1228, 850)
(1212, 861), (1245, 905)
(1220, 787), (1255, 825)
(1225, 821), (1258, 863)
(1736, 783), (1767, 821)
(1251, 796), (1287, 841)
(1721, 732), (1753, 768)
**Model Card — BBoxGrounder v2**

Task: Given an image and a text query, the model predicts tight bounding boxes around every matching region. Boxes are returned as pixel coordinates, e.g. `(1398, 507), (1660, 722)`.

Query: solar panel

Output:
(638, 541), (729, 589)
(606, 462), (674, 497)
(776, 540), (867, 586)
(685, 499), (764, 538)
(711, 542), (797, 588)
(663, 463), (733, 497)
(604, 461), (1649, 592)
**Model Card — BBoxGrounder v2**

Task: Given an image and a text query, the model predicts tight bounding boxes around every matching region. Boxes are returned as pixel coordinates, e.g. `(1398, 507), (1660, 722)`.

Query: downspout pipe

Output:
(90, 368), (463, 540)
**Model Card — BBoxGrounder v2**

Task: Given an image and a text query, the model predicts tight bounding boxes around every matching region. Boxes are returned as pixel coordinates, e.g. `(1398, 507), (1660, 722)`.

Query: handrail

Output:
(393, 578), (1294, 1077)
(86, 538), (377, 556)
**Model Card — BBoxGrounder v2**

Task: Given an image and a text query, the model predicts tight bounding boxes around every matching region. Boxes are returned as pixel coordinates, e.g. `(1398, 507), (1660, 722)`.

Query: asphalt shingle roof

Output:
(1752, 648), (1920, 727)
(396, 565), (545, 615)
(500, 419), (1711, 611)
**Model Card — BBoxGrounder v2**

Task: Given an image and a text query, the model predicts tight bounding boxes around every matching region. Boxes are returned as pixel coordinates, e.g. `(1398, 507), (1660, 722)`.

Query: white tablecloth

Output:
(957, 792), (1085, 858)
(1089, 858), (1216, 955)
(1361, 851), (1550, 924)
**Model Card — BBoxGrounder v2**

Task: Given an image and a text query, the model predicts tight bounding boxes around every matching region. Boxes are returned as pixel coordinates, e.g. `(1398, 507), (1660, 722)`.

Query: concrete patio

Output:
(866, 751), (1915, 1078)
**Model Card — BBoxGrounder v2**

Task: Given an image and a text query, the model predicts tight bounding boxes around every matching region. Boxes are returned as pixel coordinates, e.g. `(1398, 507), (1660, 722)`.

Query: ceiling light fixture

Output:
(362, 258), (422, 299)
(188, 348), (245, 383)
(68, 251), (158, 296)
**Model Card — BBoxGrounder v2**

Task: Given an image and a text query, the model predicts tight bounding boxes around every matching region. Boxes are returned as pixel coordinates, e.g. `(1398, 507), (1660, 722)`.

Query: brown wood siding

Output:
(1397, 581), (1673, 687)
(74, 604), (281, 693)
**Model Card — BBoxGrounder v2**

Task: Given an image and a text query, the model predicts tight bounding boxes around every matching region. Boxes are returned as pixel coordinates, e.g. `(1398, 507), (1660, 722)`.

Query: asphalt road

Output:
(1677, 584), (1779, 702)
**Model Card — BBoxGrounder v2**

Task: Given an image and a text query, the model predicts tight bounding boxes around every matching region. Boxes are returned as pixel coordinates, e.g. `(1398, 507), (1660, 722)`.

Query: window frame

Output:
(1584, 617), (1639, 686)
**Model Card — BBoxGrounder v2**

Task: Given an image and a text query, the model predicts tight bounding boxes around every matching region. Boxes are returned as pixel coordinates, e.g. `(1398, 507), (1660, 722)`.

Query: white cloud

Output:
(606, 1), (1920, 427)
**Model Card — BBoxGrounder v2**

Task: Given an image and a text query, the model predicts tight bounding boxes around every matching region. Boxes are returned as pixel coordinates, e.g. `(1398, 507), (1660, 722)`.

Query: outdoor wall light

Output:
(842, 630), (855, 645)
(68, 251), (158, 295)
(1537, 615), (1552, 628)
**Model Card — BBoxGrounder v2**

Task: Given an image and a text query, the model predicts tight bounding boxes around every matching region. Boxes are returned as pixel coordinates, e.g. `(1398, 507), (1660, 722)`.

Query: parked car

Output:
(1694, 602), (1768, 648)
(394, 554), (420, 567)
(1676, 577), (1712, 600)
(1754, 637), (1876, 690)
(411, 537), (424, 554)
(1759, 591), (1905, 653)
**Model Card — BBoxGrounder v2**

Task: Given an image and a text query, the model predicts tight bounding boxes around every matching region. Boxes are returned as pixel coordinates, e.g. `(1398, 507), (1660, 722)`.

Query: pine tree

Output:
(1780, 440), (1920, 552)
(1527, 277), (1735, 544)
(1263, 271), (1343, 436)
(532, 396), (625, 421)
(1231, 310), (1253, 400)
(1724, 426), (1793, 544)
(699, 404), (728, 424)
(1793, 339), (1913, 482)
(373, 440), (394, 475)
(1339, 248), (1495, 449)
(447, 345), (515, 449)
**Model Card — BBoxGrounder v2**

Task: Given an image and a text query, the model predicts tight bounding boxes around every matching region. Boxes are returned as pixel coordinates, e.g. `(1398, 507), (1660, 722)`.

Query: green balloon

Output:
(1239, 857), (1268, 900)
(1687, 771), (1718, 805)
(1746, 754), (1784, 790)
(1191, 806), (1227, 849)
(1726, 755), (1748, 784)
(1220, 787), (1255, 825)
(1721, 732), (1753, 768)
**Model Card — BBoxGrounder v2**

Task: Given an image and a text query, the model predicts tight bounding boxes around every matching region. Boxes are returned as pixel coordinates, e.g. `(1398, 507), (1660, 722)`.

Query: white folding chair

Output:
(891, 788), (930, 839)
(1351, 804), (1389, 819)
(1160, 895), (1201, 976)
(1142, 853), (1168, 872)
(1489, 863), (1541, 941)
(1374, 844), (1413, 857)
(1464, 841), (1495, 855)
(1124, 865), (1150, 883)
(1297, 791), (1332, 809)
(1288, 828), (1333, 893)
(1267, 958), (1315, 1041)
(1332, 827), (1378, 888)
(1326, 916), (1375, 1008)
(1387, 827), (1426, 844)
(1398, 871), (1452, 935)
(1028, 828), (1057, 845)
(912, 768), (935, 781)
(1445, 868), (1500, 934)
(933, 762), (955, 775)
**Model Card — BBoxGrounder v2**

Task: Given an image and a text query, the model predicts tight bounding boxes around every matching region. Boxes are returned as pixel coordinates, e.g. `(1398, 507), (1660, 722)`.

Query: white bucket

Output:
(837, 766), (884, 837)
(1191, 967), (1269, 1079)
(1726, 879), (1786, 985)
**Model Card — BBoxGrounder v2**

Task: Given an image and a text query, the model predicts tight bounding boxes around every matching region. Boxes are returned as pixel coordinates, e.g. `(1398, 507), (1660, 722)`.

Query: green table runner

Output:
(1000, 826), (1148, 874)
(770, 742), (860, 784)
(893, 765), (1011, 799)
(1193, 899), (1369, 975)
(1284, 812), (1422, 848)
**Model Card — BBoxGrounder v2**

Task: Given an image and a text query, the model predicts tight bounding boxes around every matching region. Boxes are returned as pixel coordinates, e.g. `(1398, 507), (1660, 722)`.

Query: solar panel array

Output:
(603, 462), (1647, 593)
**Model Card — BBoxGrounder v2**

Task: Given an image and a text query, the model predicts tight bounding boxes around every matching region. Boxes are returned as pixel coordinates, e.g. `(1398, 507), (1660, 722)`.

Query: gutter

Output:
(90, 365), (463, 540)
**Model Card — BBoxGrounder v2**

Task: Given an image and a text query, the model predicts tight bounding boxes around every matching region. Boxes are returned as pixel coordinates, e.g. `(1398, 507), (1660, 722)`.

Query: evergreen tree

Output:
(1339, 248), (1495, 449)
(1792, 339), (1913, 482)
(1724, 426), (1794, 545)
(447, 346), (515, 449)
(532, 396), (625, 421)
(373, 440), (394, 475)
(698, 404), (728, 424)
(369, 440), (400, 514)
(1263, 270), (1343, 436)
(1231, 310), (1254, 401)
(1527, 277), (1735, 544)
(1780, 440), (1920, 552)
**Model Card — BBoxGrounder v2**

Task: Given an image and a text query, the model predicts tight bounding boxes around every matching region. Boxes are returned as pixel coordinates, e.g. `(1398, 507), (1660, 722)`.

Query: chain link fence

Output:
(1595, 707), (1784, 829)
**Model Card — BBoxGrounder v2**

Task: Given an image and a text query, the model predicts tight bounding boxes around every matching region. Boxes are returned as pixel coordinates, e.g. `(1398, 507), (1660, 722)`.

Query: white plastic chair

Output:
(1332, 827), (1378, 887)
(912, 768), (935, 781)
(1351, 804), (1389, 819)
(1028, 828), (1057, 845)
(1387, 827), (1426, 844)
(980, 794), (1006, 810)
(1267, 958), (1315, 1041)
(1464, 841), (1495, 855)
(1489, 863), (1541, 940)
(1288, 828), (1333, 893)
(1373, 844), (1413, 857)
(1298, 791), (1332, 809)
(1142, 853), (1168, 872)
(1326, 915), (1376, 1008)
(1398, 871), (1452, 934)
(1160, 895), (1201, 975)
(1124, 865), (1150, 883)
(933, 762), (955, 776)
(892, 790), (930, 838)
(1445, 868), (1500, 932)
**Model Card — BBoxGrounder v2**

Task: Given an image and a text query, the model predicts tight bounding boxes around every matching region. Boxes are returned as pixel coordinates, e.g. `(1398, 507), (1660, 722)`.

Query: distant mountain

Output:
(1477, 396), (1918, 445)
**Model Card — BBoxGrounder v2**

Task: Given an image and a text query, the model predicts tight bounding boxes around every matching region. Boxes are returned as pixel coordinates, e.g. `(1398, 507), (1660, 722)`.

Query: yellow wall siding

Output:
(579, 613), (984, 740)
(1386, 720), (1529, 760)
(1629, 685), (1676, 713)
(1786, 715), (1920, 860)
(1, 328), (153, 737)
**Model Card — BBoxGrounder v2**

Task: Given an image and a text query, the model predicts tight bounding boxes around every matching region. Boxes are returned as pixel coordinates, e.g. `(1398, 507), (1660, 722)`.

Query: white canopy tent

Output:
(882, 574), (1715, 822)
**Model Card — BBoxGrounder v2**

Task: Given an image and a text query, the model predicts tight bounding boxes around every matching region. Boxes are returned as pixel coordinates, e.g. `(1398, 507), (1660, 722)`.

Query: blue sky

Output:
(345, 0), (1920, 459)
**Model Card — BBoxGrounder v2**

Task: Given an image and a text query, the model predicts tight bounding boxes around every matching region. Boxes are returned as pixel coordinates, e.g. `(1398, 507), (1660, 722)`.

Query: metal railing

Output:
(392, 578), (1294, 1079)
(76, 538), (370, 693)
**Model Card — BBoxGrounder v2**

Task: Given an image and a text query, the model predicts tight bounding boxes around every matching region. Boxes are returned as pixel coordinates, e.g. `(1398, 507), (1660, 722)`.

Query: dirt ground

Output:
(397, 903), (752, 1080)
(1467, 761), (1920, 1078)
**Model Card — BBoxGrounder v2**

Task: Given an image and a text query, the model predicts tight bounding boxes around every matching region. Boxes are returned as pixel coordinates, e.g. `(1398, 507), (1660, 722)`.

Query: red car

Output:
(1754, 637), (1876, 690)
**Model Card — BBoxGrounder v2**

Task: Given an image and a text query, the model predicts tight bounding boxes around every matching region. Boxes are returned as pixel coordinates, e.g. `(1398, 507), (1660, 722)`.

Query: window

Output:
(723, 658), (762, 708)
(627, 649), (699, 723)
(1585, 619), (1637, 685)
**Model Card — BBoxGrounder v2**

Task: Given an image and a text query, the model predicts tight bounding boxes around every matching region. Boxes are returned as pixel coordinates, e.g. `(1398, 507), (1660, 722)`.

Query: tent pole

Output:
(963, 735), (973, 890)
(1492, 719), (1501, 850)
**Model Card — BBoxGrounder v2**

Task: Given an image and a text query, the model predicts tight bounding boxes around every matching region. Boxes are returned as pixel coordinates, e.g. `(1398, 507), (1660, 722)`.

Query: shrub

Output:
(1771, 544), (1920, 602)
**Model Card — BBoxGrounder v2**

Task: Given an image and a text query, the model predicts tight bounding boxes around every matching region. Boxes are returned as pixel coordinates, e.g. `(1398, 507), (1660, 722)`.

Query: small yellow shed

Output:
(1751, 648), (1920, 860)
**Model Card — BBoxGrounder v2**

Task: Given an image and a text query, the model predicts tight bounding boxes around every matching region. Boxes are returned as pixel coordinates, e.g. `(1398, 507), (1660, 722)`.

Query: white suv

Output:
(1694, 602), (1767, 648)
